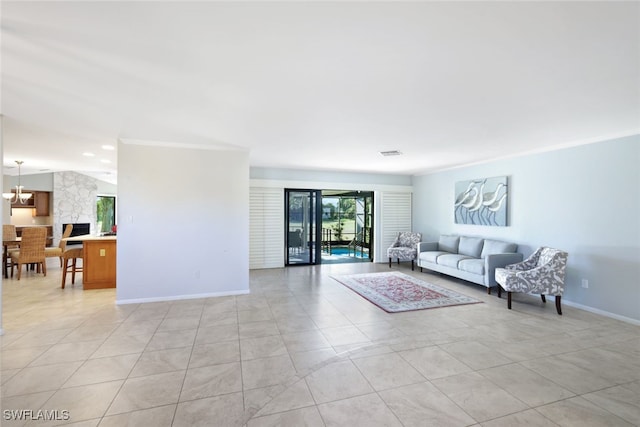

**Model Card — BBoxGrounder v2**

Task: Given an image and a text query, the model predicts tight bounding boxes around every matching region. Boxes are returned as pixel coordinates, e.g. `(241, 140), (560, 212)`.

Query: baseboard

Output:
(562, 299), (640, 326)
(116, 289), (250, 305)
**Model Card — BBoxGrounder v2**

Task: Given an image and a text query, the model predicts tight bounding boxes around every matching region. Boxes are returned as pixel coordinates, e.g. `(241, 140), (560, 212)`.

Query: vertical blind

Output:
(378, 191), (413, 262)
(249, 187), (284, 269)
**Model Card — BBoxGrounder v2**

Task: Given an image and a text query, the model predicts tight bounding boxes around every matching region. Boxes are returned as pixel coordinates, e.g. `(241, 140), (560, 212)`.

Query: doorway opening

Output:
(285, 189), (374, 266)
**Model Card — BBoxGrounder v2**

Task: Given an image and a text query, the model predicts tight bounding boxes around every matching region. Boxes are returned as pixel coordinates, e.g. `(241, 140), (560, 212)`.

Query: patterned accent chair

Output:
(495, 247), (568, 315)
(387, 232), (422, 271)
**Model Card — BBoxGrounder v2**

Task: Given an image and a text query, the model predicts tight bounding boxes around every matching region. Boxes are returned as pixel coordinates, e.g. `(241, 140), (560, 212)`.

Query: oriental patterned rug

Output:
(332, 271), (481, 313)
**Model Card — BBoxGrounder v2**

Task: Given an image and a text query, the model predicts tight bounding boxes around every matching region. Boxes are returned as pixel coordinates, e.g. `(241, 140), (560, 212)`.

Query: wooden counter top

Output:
(64, 235), (117, 242)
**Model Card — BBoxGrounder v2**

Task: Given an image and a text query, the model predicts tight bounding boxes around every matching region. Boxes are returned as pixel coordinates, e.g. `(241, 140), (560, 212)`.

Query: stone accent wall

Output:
(52, 171), (98, 244)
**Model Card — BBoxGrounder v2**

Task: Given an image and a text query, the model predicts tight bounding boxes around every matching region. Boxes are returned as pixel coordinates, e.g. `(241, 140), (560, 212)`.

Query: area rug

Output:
(331, 272), (481, 313)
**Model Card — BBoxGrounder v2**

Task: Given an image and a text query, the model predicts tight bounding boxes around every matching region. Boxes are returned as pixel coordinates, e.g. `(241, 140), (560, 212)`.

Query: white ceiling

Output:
(2, 1), (639, 184)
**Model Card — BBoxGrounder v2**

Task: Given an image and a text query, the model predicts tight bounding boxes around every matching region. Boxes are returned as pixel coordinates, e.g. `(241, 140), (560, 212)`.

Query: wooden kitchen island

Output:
(66, 235), (117, 289)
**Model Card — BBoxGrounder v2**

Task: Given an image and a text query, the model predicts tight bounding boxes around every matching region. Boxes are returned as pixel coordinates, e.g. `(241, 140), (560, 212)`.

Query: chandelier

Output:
(2, 160), (33, 204)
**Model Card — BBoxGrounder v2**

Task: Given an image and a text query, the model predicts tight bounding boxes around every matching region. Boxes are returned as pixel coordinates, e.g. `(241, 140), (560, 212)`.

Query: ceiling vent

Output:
(379, 150), (403, 157)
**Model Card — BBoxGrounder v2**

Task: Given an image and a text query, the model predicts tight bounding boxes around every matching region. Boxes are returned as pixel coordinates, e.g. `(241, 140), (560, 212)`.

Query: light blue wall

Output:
(251, 167), (412, 187)
(412, 135), (640, 322)
(5, 172), (54, 191)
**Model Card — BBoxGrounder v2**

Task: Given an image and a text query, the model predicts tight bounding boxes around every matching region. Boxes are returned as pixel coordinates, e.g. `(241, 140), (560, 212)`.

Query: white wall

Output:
(251, 167), (412, 187)
(116, 143), (249, 303)
(1, 116), (4, 335)
(412, 135), (640, 322)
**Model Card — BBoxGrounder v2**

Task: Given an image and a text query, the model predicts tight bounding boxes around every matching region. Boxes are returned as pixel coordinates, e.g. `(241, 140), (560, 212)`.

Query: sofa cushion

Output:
(419, 251), (448, 263)
(481, 239), (517, 258)
(438, 235), (459, 253)
(458, 236), (484, 258)
(437, 254), (472, 268)
(458, 259), (485, 275)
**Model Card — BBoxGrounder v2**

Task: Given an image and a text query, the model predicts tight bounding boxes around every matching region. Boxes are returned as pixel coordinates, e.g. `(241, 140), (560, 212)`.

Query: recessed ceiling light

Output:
(379, 150), (403, 156)
(83, 152), (95, 157)
(101, 145), (115, 151)
(100, 159), (111, 164)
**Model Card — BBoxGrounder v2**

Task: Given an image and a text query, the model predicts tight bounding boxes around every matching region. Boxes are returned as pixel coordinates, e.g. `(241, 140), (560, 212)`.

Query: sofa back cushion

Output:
(458, 236), (484, 258)
(480, 239), (517, 258)
(438, 235), (459, 253)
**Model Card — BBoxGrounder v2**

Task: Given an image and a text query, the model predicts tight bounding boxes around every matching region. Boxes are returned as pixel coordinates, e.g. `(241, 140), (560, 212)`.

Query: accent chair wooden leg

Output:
(411, 260), (414, 271)
(507, 292), (512, 309)
(397, 259), (400, 265)
(555, 296), (562, 315)
(487, 287), (491, 295)
(61, 258), (68, 289)
(541, 295), (546, 303)
(388, 257), (392, 268)
(497, 286), (502, 298)
(71, 258), (77, 284)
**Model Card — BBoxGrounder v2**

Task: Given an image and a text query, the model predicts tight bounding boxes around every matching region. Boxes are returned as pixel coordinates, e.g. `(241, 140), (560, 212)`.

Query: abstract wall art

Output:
(454, 176), (508, 226)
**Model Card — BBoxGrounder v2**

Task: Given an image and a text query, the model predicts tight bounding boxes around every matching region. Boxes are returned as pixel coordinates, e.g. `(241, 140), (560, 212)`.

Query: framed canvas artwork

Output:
(454, 176), (508, 226)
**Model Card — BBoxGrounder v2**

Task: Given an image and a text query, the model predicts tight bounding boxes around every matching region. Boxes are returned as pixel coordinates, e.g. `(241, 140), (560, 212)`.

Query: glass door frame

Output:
(285, 189), (322, 266)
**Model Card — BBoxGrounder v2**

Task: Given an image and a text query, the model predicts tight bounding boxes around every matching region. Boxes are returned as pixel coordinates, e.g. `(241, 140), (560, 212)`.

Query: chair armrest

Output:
(511, 263), (565, 295)
(485, 253), (524, 286)
(418, 242), (438, 253)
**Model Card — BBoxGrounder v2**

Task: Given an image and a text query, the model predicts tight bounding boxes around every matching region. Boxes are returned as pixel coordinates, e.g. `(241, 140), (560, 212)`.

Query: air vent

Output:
(379, 150), (403, 157)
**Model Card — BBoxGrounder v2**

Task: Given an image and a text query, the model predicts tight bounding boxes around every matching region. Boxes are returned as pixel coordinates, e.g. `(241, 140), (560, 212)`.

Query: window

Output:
(96, 195), (116, 234)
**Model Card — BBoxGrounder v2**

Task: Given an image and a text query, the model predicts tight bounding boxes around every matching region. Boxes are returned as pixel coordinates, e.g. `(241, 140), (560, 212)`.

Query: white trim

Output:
(115, 289), (250, 305)
(0, 329), (4, 336)
(119, 138), (246, 152)
(562, 299), (640, 326)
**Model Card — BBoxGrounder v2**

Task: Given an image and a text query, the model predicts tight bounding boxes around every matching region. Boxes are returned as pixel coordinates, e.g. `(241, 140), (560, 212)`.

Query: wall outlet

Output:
(581, 279), (589, 289)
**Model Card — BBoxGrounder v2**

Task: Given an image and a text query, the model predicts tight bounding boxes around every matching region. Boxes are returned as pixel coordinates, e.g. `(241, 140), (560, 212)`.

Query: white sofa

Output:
(417, 235), (523, 294)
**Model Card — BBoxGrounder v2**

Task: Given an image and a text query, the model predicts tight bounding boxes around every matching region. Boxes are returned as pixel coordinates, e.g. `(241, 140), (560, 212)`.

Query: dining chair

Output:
(61, 247), (83, 289)
(45, 224), (73, 267)
(10, 227), (47, 280)
(3, 225), (20, 272)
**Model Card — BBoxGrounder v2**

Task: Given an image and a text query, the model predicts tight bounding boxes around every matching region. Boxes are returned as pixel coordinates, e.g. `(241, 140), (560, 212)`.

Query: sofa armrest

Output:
(485, 253), (524, 286)
(418, 242), (438, 253)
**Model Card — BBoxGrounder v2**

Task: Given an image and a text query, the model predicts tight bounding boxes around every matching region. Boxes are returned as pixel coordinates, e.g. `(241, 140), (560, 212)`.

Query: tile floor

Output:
(1, 261), (639, 426)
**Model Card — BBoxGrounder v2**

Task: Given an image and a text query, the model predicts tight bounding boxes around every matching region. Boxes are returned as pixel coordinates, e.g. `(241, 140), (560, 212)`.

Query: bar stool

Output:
(61, 247), (83, 289)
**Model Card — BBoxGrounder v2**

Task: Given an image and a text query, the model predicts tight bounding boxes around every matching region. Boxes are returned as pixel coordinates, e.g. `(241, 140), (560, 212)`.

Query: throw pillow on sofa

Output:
(438, 235), (460, 253)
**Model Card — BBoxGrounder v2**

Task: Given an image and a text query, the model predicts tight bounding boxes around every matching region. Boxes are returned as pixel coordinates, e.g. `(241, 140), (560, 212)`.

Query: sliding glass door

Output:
(285, 189), (321, 265)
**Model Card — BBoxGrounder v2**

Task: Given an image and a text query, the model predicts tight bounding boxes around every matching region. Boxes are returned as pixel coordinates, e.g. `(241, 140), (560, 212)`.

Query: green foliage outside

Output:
(97, 196), (115, 233)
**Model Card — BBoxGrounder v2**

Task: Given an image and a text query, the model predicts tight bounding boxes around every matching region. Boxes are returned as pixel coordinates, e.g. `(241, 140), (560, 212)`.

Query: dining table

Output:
(3, 237), (21, 279)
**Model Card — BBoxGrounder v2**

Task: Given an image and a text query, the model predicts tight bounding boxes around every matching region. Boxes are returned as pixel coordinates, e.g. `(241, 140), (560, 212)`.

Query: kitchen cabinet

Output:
(10, 190), (50, 216)
(34, 191), (50, 216)
(65, 236), (117, 289)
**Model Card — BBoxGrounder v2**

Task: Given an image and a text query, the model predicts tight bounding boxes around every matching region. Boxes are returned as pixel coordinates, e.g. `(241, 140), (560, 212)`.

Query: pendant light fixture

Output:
(2, 160), (33, 204)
